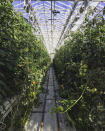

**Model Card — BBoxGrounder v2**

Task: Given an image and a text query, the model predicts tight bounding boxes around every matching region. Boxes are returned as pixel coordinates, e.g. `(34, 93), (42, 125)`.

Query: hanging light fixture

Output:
(52, 10), (60, 16)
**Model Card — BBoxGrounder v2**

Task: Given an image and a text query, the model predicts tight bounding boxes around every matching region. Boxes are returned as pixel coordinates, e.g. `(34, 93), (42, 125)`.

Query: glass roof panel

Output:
(12, 0), (103, 54)
(55, 1), (71, 9)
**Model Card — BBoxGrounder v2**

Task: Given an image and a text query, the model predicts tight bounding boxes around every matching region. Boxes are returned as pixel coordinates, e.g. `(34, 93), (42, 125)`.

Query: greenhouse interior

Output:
(0, 0), (105, 131)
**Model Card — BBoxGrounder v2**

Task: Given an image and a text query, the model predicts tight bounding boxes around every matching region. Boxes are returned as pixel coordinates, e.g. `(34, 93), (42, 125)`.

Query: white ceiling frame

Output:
(41, 1), (72, 52)
(39, 17), (68, 20)
(71, 2), (99, 32)
(56, 1), (79, 49)
(43, 1), (51, 53)
(56, 1), (72, 10)
(31, 1), (42, 7)
(55, 13), (69, 19)
(15, 8), (24, 10)
(34, 5), (50, 12)
(44, 1), (66, 10)
(14, 2), (24, 7)
(37, 12), (50, 14)
(36, 9), (72, 11)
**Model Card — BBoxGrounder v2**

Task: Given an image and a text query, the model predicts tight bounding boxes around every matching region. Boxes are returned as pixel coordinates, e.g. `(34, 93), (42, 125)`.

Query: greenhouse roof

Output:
(12, 0), (105, 54)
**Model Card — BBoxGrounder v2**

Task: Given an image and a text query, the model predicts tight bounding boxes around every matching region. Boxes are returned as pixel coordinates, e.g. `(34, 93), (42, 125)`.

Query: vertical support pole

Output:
(51, 0), (53, 55)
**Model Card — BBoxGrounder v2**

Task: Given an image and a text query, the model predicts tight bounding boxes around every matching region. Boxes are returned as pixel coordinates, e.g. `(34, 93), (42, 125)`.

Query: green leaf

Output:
(0, 80), (7, 88)
(0, 80), (7, 89)
(0, 72), (5, 78)
(0, 89), (7, 97)
(0, 49), (7, 56)
(66, 112), (75, 126)
(10, 0), (14, 3)
(57, 105), (64, 112)
(51, 105), (57, 115)
(0, 61), (5, 66)
(6, 63), (13, 70)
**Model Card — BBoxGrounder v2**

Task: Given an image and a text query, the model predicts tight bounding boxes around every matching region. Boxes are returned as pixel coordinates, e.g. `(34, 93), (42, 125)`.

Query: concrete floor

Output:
(25, 67), (76, 131)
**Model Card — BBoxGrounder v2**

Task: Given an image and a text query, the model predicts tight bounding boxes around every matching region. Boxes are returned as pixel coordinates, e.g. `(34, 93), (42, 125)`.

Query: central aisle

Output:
(42, 67), (57, 131)
(25, 67), (76, 131)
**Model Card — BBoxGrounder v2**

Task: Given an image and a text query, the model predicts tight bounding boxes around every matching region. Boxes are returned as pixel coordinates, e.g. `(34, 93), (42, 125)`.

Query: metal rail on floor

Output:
(40, 66), (60, 131)
(40, 69), (50, 131)
(52, 67), (60, 131)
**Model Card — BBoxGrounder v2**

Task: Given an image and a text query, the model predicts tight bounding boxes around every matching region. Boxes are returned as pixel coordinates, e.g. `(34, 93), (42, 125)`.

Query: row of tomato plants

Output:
(0, 0), (50, 130)
(54, 12), (105, 130)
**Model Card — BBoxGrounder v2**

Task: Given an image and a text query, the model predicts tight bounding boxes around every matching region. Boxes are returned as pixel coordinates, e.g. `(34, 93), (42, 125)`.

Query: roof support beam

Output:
(56, 0), (90, 48)
(14, 2), (24, 7)
(57, 1), (72, 9)
(56, 1), (78, 48)
(71, 2), (99, 32)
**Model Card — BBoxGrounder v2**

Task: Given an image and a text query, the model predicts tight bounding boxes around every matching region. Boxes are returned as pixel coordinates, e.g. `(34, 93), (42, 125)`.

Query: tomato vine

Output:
(54, 10), (105, 131)
(0, 0), (50, 130)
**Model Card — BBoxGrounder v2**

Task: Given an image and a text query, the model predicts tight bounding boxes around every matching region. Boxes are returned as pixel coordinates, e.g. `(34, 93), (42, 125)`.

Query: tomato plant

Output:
(54, 10), (105, 131)
(0, 0), (50, 130)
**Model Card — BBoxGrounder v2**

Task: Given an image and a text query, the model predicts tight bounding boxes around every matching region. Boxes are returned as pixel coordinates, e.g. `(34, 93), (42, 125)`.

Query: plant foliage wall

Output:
(54, 9), (105, 131)
(0, 0), (50, 130)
